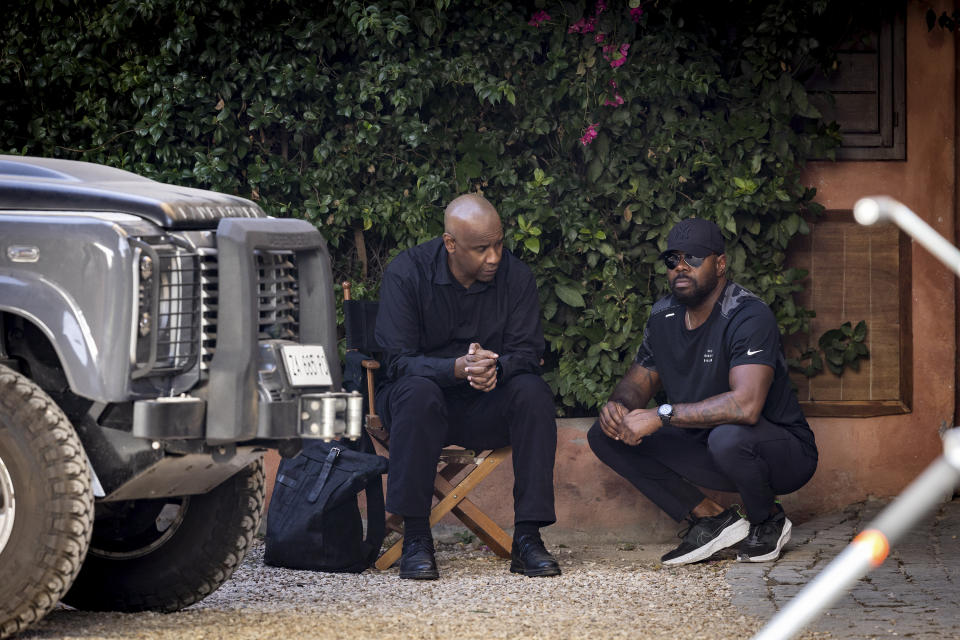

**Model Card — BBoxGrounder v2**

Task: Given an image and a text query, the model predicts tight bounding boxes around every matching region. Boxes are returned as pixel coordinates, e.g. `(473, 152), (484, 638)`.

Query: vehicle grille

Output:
(199, 251), (218, 369)
(135, 246), (201, 375)
(199, 249), (300, 371)
(257, 252), (299, 339)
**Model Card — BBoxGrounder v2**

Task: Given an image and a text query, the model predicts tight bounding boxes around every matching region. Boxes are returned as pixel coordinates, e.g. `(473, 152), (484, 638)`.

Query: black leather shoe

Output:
(510, 534), (561, 577)
(398, 537), (439, 580)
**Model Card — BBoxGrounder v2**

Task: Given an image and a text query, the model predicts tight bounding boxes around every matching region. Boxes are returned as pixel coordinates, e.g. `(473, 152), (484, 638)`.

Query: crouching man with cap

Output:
(589, 218), (818, 565)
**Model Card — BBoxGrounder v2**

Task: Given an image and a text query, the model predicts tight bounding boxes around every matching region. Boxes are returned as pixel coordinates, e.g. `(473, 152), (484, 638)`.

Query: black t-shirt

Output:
(635, 281), (815, 447)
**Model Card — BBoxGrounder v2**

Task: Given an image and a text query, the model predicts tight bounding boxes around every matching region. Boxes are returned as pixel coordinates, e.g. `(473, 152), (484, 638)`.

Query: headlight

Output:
(139, 254), (154, 280)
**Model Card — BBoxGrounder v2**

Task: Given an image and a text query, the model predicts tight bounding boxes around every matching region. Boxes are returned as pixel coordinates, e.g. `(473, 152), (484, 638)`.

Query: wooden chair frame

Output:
(342, 282), (513, 570)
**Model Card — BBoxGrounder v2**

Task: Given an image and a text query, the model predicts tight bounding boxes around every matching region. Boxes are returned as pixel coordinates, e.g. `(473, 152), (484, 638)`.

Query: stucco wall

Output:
(795, 0), (956, 517)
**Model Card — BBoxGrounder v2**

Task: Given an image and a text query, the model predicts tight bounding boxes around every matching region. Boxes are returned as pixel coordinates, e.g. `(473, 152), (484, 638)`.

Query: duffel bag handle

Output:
(306, 447), (340, 504)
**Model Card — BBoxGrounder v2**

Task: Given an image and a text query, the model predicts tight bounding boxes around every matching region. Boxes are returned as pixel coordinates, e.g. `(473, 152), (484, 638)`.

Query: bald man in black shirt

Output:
(375, 194), (560, 580)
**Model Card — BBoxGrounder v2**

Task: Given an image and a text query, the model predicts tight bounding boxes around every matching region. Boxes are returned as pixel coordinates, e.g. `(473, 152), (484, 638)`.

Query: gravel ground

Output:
(20, 537), (828, 640)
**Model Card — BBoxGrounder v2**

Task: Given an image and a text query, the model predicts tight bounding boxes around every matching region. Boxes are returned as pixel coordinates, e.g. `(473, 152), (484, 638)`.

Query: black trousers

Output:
(377, 373), (557, 525)
(587, 417), (818, 524)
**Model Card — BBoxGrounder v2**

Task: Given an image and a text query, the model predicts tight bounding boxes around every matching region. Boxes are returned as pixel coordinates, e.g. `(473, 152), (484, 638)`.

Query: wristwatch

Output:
(657, 403), (674, 426)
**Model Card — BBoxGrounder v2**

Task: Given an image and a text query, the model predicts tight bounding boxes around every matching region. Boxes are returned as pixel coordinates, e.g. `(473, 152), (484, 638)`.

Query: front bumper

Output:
(131, 389), (364, 442)
(132, 341), (365, 443)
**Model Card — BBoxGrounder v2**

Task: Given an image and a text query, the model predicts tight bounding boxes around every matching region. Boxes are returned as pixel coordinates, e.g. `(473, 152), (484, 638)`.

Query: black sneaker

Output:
(661, 506), (749, 566)
(737, 505), (792, 563)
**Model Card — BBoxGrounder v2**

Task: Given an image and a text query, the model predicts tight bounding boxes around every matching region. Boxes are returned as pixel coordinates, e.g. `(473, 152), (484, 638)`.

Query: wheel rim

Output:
(0, 452), (15, 555)
(88, 497), (189, 560)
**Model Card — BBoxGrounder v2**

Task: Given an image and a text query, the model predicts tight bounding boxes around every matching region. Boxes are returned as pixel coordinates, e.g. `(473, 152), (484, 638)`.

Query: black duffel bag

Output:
(264, 436), (388, 573)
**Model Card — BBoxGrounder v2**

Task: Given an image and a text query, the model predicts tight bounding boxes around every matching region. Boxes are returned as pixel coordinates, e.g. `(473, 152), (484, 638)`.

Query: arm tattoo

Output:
(676, 392), (747, 427)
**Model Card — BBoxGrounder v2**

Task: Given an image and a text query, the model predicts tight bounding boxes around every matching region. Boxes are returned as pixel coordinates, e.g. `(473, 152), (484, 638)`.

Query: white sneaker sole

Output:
(737, 518), (793, 563)
(662, 518), (750, 566)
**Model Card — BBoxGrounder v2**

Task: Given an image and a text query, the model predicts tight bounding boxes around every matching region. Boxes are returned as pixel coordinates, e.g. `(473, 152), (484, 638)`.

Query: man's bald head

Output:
(442, 193), (504, 288)
(444, 193), (500, 237)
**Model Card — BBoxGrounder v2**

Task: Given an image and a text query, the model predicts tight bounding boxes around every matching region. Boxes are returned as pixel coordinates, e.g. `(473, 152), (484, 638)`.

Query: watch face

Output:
(659, 404), (673, 417)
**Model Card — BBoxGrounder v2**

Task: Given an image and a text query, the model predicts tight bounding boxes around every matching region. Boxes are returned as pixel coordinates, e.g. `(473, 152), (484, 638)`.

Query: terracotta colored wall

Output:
(265, 1), (958, 543)
(795, 0), (956, 516)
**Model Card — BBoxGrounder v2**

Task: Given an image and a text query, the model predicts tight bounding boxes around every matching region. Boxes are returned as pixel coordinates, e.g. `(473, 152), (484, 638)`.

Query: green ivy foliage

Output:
(788, 320), (869, 377)
(2, 0), (864, 413)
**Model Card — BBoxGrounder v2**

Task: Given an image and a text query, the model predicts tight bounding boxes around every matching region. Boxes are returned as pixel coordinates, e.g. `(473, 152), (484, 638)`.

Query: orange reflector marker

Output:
(853, 529), (890, 567)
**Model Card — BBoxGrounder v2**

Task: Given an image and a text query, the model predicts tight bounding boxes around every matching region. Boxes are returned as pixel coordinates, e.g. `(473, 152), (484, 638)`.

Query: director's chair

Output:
(342, 282), (513, 570)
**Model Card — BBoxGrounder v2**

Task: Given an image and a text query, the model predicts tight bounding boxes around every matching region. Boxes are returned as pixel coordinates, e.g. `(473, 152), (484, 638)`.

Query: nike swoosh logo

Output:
(747, 348), (763, 356)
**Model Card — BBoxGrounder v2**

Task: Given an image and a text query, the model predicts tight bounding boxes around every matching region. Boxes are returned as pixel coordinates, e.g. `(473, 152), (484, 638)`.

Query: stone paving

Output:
(727, 496), (960, 639)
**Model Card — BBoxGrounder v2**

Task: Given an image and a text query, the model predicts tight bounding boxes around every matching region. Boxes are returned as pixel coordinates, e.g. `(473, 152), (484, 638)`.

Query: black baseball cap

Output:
(659, 218), (725, 259)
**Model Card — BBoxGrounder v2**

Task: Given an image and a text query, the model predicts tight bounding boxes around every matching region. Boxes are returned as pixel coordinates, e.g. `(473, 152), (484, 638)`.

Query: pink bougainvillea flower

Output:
(629, 6), (644, 22)
(595, 0), (607, 15)
(528, 10), (552, 27)
(568, 16), (597, 34)
(595, 32), (606, 43)
(609, 79), (618, 88)
(580, 123), (599, 146)
(604, 93), (625, 107)
(603, 42), (630, 68)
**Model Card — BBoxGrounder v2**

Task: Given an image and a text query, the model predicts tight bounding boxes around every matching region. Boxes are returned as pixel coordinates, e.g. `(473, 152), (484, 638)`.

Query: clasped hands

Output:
(455, 342), (499, 392)
(598, 401), (662, 446)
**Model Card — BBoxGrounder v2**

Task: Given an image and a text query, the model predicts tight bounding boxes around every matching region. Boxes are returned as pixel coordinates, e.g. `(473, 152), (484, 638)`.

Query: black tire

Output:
(0, 365), (94, 640)
(62, 459), (264, 612)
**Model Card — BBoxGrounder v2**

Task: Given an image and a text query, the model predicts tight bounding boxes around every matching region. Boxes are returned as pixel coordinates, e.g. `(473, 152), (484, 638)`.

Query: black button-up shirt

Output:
(375, 237), (544, 389)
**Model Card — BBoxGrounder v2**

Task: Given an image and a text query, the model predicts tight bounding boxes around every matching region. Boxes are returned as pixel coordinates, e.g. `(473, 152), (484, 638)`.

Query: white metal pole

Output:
(854, 196), (960, 278)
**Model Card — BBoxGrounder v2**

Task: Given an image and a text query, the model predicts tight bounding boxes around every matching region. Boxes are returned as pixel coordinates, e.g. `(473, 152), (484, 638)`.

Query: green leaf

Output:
(778, 73), (793, 98)
(793, 89), (822, 119)
(853, 320), (867, 341)
(524, 236), (541, 254)
(555, 284), (585, 308)
(543, 299), (558, 321)
(587, 157), (603, 183)
(596, 132), (610, 162)
(422, 15), (436, 36)
(784, 214), (800, 236)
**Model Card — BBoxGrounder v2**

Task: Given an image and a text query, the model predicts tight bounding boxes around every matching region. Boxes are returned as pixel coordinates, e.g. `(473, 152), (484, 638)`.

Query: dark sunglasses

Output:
(663, 252), (711, 270)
